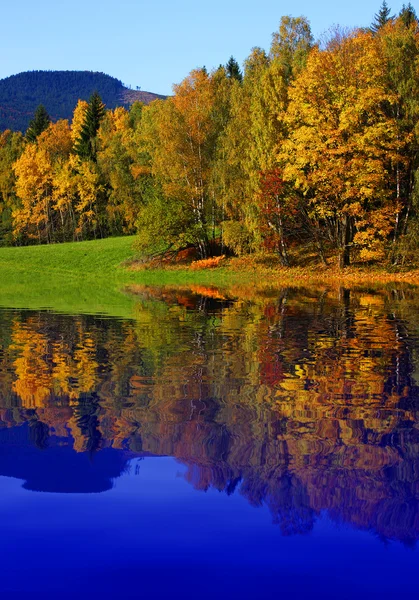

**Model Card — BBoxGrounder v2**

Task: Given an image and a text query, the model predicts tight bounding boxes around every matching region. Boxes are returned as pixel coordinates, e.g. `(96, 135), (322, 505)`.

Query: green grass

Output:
(0, 236), (141, 318)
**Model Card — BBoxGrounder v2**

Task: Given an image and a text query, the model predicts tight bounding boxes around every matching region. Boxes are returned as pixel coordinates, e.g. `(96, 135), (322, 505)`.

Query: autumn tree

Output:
(282, 30), (402, 267)
(376, 17), (419, 262)
(257, 169), (292, 265)
(70, 94), (111, 238)
(139, 68), (225, 258)
(97, 105), (148, 233)
(71, 100), (89, 144)
(13, 120), (73, 243)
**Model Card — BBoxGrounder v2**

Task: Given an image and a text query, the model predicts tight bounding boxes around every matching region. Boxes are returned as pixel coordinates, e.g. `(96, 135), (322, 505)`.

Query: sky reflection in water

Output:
(0, 286), (418, 598)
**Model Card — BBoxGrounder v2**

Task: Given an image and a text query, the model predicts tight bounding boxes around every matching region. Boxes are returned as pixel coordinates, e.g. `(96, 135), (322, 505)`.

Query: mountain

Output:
(0, 70), (167, 132)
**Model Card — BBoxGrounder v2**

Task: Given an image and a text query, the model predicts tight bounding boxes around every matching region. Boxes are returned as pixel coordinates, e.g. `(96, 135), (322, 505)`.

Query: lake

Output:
(0, 285), (418, 598)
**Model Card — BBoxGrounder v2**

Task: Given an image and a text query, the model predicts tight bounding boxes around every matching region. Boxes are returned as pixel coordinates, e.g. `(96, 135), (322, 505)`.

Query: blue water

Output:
(0, 454), (417, 599)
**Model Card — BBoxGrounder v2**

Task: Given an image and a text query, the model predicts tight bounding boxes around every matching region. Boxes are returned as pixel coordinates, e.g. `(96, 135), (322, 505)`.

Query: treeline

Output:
(0, 3), (418, 267)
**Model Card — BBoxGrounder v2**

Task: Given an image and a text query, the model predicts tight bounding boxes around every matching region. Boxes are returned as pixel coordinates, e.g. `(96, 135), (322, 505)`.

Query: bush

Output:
(190, 255), (225, 270)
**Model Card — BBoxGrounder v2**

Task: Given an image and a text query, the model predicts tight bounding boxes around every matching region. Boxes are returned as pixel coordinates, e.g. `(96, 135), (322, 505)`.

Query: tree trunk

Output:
(277, 217), (290, 267)
(313, 223), (328, 266)
(339, 215), (352, 269)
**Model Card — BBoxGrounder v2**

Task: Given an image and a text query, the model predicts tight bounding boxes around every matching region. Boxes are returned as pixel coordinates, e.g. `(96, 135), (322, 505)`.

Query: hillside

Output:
(0, 70), (166, 131)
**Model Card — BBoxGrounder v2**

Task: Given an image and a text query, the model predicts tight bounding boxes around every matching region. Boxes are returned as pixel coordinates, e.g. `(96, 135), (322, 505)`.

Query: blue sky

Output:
(2, 0), (409, 95)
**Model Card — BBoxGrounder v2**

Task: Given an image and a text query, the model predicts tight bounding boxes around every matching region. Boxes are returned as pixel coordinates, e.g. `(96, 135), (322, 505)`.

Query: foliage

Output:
(189, 255), (225, 269)
(135, 192), (198, 256)
(74, 92), (105, 160)
(399, 3), (418, 28)
(225, 56), (243, 82)
(371, 1), (394, 33)
(25, 105), (51, 142)
(282, 30), (403, 267)
(0, 130), (24, 244)
(256, 168), (295, 265)
(141, 68), (226, 258)
(222, 220), (253, 255)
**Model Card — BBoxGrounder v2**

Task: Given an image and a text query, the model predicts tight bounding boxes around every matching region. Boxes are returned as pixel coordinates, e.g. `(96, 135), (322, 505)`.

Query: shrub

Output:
(190, 255), (225, 270)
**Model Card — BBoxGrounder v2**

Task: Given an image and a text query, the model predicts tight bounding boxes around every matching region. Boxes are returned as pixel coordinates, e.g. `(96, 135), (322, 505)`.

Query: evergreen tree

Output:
(371, 1), (394, 33)
(25, 105), (51, 142)
(75, 92), (105, 161)
(399, 3), (418, 28)
(226, 56), (243, 82)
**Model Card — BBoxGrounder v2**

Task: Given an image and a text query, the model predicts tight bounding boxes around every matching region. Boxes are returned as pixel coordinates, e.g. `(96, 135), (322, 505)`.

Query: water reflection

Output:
(1, 286), (419, 544)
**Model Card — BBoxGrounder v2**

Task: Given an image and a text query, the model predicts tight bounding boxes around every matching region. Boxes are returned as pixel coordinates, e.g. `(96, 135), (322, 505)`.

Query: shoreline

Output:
(0, 236), (418, 316)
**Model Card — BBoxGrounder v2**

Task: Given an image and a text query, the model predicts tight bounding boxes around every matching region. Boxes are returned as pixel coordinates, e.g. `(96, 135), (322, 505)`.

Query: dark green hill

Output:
(0, 70), (166, 132)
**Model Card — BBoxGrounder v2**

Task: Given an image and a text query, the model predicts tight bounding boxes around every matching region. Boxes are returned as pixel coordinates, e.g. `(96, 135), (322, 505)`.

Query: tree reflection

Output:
(0, 287), (418, 542)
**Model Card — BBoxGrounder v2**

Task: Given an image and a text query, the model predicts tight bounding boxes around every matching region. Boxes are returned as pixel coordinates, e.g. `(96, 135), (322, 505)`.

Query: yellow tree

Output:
(13, 141), (53, 242)
(52, 158), (78, 239)
(13, 120), (72, 242)
(71, 100), (89, 144)
(70, 154), (103, 239)
(282, 30), (403, 266)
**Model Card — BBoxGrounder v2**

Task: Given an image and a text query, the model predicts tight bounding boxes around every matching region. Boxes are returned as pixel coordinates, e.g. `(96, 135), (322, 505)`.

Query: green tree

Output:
(217, 18), (314, 257)
(399, 3), (418, 28)
(216, 48), (270, 252)
(371, 1), (394, 33)
(75, 92), (105, 161)
(0, 130), (24, 244)
(377, 18), (419, 261)
(26, 105), (51, 143)
(225, 56), (243, 82)
(270, 15), (313, 82)
(140, 69), (225, 258)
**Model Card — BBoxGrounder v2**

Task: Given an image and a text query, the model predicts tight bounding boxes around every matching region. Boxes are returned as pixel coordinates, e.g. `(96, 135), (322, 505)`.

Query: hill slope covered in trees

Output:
(0, 71), (166, 131)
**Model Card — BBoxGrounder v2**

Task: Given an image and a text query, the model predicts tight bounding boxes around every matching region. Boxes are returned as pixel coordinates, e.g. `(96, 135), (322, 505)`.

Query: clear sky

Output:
(2, 0), (409, 95)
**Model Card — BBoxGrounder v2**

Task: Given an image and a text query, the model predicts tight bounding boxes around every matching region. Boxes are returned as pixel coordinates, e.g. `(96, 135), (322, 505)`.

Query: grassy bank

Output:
(0, 236), (140, 317)
(0, 236), (419, 317)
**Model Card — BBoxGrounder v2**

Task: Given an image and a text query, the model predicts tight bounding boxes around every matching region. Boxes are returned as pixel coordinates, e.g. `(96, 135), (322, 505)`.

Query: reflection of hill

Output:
(0, 424), (133, 493)
(0, 288), (419, 540)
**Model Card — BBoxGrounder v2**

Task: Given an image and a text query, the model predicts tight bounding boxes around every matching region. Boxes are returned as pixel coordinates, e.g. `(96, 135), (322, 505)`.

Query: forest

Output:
(0, 2), (418, 269)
